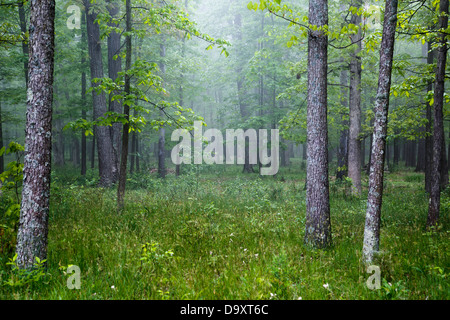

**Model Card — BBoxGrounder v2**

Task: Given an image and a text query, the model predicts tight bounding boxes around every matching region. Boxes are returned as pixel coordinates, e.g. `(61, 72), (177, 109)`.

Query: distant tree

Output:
(84, 0), (118, 187)
(348, 0), (363, 195)
(16, 0), (55, 269)
(107, 0), (123, 181)
(362, 0), (398, 263)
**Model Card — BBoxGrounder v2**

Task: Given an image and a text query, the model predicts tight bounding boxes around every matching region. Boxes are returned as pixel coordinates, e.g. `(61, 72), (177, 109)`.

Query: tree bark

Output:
(425, 41), (434, 193)
(348, 0), (363, 195)
(16, 0), (55, 270)
(427, 0), (448, 228)
(107, 0), (122, 182)
(84, 0), (117, 187)
(117, 0), (132, 211)
(304, 0), (332, 249)
(18, 1), (29, 88)
(362, 0), (398, 263)
(81, 11), (87, 176)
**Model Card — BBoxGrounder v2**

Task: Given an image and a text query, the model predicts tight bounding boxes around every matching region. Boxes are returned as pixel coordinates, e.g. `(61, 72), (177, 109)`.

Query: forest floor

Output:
(0, 160), (448, 300)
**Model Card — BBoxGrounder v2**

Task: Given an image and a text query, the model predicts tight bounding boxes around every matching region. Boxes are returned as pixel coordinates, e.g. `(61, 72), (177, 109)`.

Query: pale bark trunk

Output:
(304, 0), (332, 249)
(16, 0), (55, 270)
(362, 0), (398, 263)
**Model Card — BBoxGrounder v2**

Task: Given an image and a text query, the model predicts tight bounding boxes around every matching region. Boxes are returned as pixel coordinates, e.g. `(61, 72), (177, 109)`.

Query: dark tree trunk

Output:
(337, 62), (349, 180)
(16, 0), (55, 270)
(107, 0), (122, 181)
(304, 0), (332, 249)
(362, 0), (398, 263)
(425, 41), (434, 191)
(90, 134), (95, 169)
(348, 0), (363, 195)
(416, 137), (425, 172)
(84, 0), (117, 187)
(18, 1), (29, 88)
(81, 12), (87, 176)
(117, 0), (132, 211)
(393, 137), (399, 166)
(428, 0), (449, 227)
(72, 136), (80, 168)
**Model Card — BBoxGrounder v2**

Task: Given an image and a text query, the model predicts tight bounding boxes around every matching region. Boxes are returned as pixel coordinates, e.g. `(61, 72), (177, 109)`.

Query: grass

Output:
(0, 162), (448, 300)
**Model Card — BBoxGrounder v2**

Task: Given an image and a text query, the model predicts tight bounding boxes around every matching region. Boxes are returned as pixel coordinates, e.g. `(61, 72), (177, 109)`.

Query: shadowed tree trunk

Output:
(427, 0), (448, 228)
(84, 0), (117, 187)
(362, 0), (398, 263)
(18, 1), (29, 88)
(425, 41), (434, 193)
(107, 0), (122, 182)
(81, 11), (87, 176)
(393, 137), (399, 166)
(304, 0), (332, 249)
(16, 0), (55, 270)
(117, 0), (132, 211)
(348, 0), (363, 195)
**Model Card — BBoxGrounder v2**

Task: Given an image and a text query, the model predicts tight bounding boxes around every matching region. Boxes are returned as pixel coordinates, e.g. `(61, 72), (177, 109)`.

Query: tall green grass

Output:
(0, 165), (448, 300)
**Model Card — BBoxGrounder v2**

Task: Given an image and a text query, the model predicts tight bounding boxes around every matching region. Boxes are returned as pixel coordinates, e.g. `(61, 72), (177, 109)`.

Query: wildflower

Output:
(323, 283), (329, 289)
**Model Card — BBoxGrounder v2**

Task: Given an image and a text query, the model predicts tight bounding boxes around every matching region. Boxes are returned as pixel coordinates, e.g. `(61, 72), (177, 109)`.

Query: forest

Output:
(0, 0), (448, 302)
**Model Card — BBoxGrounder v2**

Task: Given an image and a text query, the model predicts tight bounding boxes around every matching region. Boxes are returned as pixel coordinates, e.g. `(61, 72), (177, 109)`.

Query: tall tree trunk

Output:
(362, 0), (398, 263)
(348, 0), (363, 195)
(117, 0), (132, 211)
(107, 0), (122, 182)
(425, 41), (434, 193)
(16, 0), (55, 270)
(158, 39), (166, 179)
(81, 11), (87, 176)
(427, 0), (448, 227)
(18, 1), (29, 88)
(304, 0), (332, 249)
(84, 0), (117, 187)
